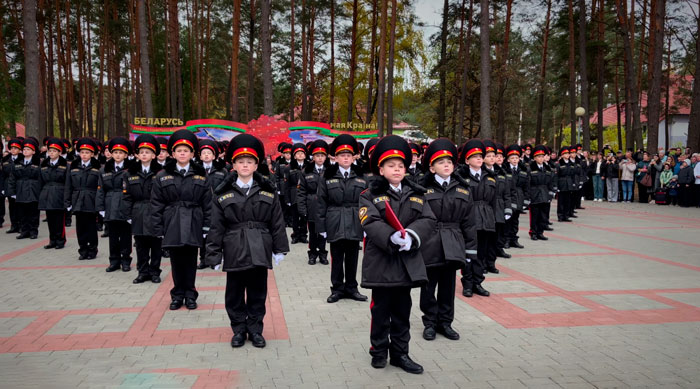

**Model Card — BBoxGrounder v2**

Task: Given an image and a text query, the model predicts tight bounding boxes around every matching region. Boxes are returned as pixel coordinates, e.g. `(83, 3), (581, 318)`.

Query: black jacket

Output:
(97, 159), (133, 221)
(7, 156), (42, 203)
(502, 162), (530, 211)
(678, 166), (694, 185)
(456, 165), (498, 232)
(604, 160), (619, 179)
(529, 161), (555, 205)
(39, 157), (68, 210)
(274, 158), (292, 198)
(150, 160), (213, 248)
(360, 177), (436, 288)
(201, 159), (229, 193)
(122, 160), (163, 236)
(297, 162), (326, 222)
(405, 164), (425, 184)
(420, 173), (477, 268)
(490, 165), (513, 223)
(2, 155), (21, 196)
(205, 172), (290, 271)
(64, 158), (102, 212)
(317, 163), (367, 242)
(556, 159), (576, 192)
(284, 159), (307, 204)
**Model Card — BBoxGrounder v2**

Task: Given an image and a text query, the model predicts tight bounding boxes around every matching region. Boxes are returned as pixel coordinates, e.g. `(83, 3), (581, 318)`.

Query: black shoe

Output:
(169, 300), (183, 310)
(16, 232), (30, 239)
(577, 207), (586, 210)
(496, 249), (511, 259)
(86, 253), (97, 260)
(473, 285), (490, 297)
(290, 236), (299, 244)
(348, 291), (368, 302)
(390, 355), (423, 374)
(105, 264), (120, 272)
(298, 236), (308, 243)
(250, 333), (266, 348)
(54, 244), (65, 249)
(64, 222), (72, 227)
(230, 333), (246, 348)
(422, 326), (436, 341)
(151, 275), (161, 283)
(486, 266), (500, 274)
(6, 227), (19, 234)
(543, 226), (554, 231)
(547, 222), (553, 225)
(162, 250), (170, 258)
(436, 325), (460, 340)
(371, 356), (387, 368)
(197, 261), (208, 269)
(44, 243), (56, 249)
(318, 255), (329, 265)
(510, 241), (524, 249)
(530, 234), (538, 241)
(78, 255), (86, 260)
(307, 258), (316, 265)
(536, 234), (548, 241)
(503, 241), (510, 249)
(101, 232), (109, 237)
(327, 292), (343, 303)
(569, 214), (578, 218)
(133, 274), (151, 284)
(462, 287), (473, 298)
(558, 218), (572, 222)
(29, 234), (38, 239)
(122, 265), (131, 272)
(185, 298), (197, 310)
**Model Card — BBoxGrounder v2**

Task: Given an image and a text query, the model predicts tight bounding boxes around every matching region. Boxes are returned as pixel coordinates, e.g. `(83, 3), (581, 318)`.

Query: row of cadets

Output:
(2, 138), (25, 233)
(124, 134), (164, 284)
(556, 146), (577, 222)
(65, 138), (102, 260)
(483, 140), (513, 272)
(502, 144), (529, 249)
(204, 133), (289, 349)
(359, 135), (436, 374)
(457, 139), (497, 298)
(98, 137), (134, 272)
(285, 143), (309, 244)
(417, 138), (476, 343)
(6, 138), (41, 239)
(317, 134), (369, 303)
(528, 145), (556, 240)
(296, 139), (330, 265)
(196, 139), (228, 270)
(151, 130), (212, 311)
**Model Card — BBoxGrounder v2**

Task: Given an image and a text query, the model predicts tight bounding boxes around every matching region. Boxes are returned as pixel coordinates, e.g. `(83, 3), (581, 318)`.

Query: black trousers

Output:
(45, 210), (66, 245)
(7, 197), (19, 229)
(529, 203), (547, 236)
(135, 235), (162, 277)
(495, 221), (507, 249)
(543, 201), (552, 224)
(290, 204), (307, 239)
(557, 191), (571, 220)
(0, 195), (5, 226)
(64, 210), (72, 226)
(75, 212), (98, 256)
(679, 185), (693, 207)
(369, 286), (412, 359)
(280, 197), (292, 225)
(638, 183), (649, 203)
(330, 239), (360, 294)
(17, 201), (39, 235)
(504, 210), (521, 244)
(169, 245), (199, 301)
(225, 266), (268, 335)
(420, 265), (457, 328)
(106, 220), (132, 266)
(307, 222), (327, 258)
(573, 188), (583, 208)
(460, 230), (488, 289)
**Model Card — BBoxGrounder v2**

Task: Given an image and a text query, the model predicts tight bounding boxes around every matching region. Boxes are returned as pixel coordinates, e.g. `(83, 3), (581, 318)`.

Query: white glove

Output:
(11, 195), (16, 199)
(127, 219), (132, 224)
(272, 253), (285, 266)
(203, 233), (208, 239)
(214, 258), (223, 271)
(286, 203), (291, 206)
(99, 211), (105, 217)
(398, 234), (413, 252)
(67, 206), (72, 212)
(505, 214), (511, 221)
(390, 231), (412, 251)
(320, 232), (327, 238)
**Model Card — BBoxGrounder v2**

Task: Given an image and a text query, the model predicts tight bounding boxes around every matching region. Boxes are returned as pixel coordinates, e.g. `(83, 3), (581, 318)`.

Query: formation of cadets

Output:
(1, 131), (592, 374)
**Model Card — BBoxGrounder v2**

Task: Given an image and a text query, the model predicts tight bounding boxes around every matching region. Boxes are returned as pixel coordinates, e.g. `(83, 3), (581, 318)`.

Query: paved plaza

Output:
(1, 201), (699, 388)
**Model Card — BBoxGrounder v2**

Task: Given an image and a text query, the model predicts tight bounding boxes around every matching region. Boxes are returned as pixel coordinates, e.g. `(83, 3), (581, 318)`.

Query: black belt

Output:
(230, 221), (268, 229)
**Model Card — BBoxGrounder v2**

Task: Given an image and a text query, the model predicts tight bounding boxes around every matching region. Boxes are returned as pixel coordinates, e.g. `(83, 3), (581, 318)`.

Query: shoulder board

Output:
(373, 195), (389, 204)
(519, 171), (528, 175)
(128, 176), (141, 181)
(305, 175), (314, 180)
(498, 175), (505, 179)
(355, 178), (366, 184)
(260, 191), (274, 198)
(214, 171), (225, 176)
(506, 174), (512, 177)
(487, 177), (496, 182)
(426, 188), (435, 194)
(409, 196), (424, 205)
(71, 169), (80, 172)
(456, 187), (469, 195)
(532, 171), (539, 174)
(326, 179), (339, 184)
(193, 175), (206, 181)
(41, 167), (48, 170)
(91, 168), (99, 172)
(103, 172), (112, 176)
(218, 193), (234, 203)
(160, 175), (174, 182)
(58, 166), (66, 169)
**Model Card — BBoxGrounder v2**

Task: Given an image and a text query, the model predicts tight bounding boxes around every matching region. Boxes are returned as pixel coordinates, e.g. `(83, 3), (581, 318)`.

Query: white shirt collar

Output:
(203, 162), (212, 169)
(409, 164), (416, 170)
(23, 158), (32, 164)
(315, 164), (324, 172)
(141, 163), (150, 173)
(338, 166), (351, 177)
(177, 163), (190, 173)
(511, 164), (518, 170)
(435, 175), (450, 186)
(389, 183), (402, 193)
(114, 161), (124, 169)
(50, 158), (59, 166)
(469, 167), (481, 176)
(158, 160), (165, 166)
(236, 177), (253, 188)
(538, 164), (544, 169)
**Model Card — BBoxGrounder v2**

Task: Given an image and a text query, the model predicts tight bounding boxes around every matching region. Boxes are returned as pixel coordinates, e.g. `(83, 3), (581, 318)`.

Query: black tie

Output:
(115, 166), (120, 172)
(143, 169), (148, 175)
(344, 171), (349, 179)
(206, 167), (211, 174)
(180, 169), (187, 176)
(83, 164), (88, 169)
(442, 181), (448, 190)
(475, 173), (480, 181)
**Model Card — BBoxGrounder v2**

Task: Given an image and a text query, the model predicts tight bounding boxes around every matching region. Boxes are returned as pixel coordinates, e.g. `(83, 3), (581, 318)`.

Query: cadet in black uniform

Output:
(556, 147), (575, 222)
(502, 145), (530, 249)
(2, 138), (23, 233)
(318, 134), (368, 303)
(457, 139), (498, 298)
(205, 134), (289, 349)
(418, 138), (476, 342)
(0, 141), (4, 228)
(196, 139), (228, 270)
(8, 138), (42, 239)
(275, 142), (293, 226)
(543, 147), (556, 229)
(406, 143), (424, 184)
(39, 138), (68, 249)
(483, 140), (513, 272)
(286, 143), (309, 244)
(528, 146), (554, 240)
(494, 143), (514, 258)
(151, 130), (212, 311)
(360, 135), (436, 374)
(522, 144), (533, 164)
(98, 137), (134, 272)
(65, 138), (101, 259)
(360, 137), (381, 184)
(124, 135), (164, 284)
(156, 137), (171, 259)
(297, 139), (330, 265)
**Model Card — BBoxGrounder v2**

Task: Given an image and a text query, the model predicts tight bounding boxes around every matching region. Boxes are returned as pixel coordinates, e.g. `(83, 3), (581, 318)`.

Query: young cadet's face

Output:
(158, 149), (169, 161)
(294, 151), (306, 161)
(79, 150), (93, 162)
(379, 158), (406, 185)
(104, 150), (111, 159)
(10, 147), (20, 156)
(544, 154), (550, 162)
(534, 155), (545, 164)
(335, 152), (353, 169)
(429, 157), (453, 179)
(233, 156), (257, 178)
(412, 154), (419, 165)
(22, 147), (35, 158)
(313, 153), (327, 165)
(47, 149), (60, 160)
(173, 145), (194, 165)
(282, 152), (291, 160)
(495, 154), (504, 165)
(507, 155), (519, 165)
(483, 152), (496, 167)
(467, 154), (483, 169)
(200, 149), (215, 163)
(138, 148), (155, 164)
(111, 150), (127, 163)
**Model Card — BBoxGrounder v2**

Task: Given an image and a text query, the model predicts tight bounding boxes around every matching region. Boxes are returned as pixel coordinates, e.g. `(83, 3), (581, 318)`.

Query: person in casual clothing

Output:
(636, 153), (652, 203)
(620, 152), (636, 203)
(7, 138), (42, 239)
(39, 138), (68, 249)
(659, 163), (673, 188)
(592, 152), (604, 201)
(677, 159), (694, 207)
(667, 175), (679, 205)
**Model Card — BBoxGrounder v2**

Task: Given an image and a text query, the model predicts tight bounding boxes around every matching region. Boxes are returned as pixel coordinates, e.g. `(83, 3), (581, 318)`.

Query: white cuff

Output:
(405, 229), (421, 249)
(465, 249), (477, 255)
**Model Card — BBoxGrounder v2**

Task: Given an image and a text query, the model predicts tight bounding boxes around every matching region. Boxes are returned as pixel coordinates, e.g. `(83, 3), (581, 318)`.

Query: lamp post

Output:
(575, 106), (585, 145)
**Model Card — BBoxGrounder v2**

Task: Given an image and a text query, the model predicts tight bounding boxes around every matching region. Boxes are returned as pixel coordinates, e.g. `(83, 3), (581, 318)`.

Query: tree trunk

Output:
(534, 0), (551, 145)
(578, 0), (590, 150)
(595, 0), (605, 152)
(329, 0), (335, 123)
(616, 0), (642, 151)
(457, 0), (474, 146)
(247, 0), (256, 120)
(687, 12), (700, 152)
(23, 0), (41, 139)
(137, 0), (154, 118)
(167, 0), (183, 119)
(495, 0), (512, 143)
(645, 0), (665, 153)
(567, 0), (576, 145)
(289, 0), (295, 121)
(376, 0), (388, 135)
(306, 7), (316, 120)
(615, 54), (623, 151)
(479, 0), (492, 139)
(386, 0), (397, 134)
(347, 0), (358, 122)
(300, 0), (307, 121)
(664, 35), (671, 149)
(260, 0), (273, 115)
(231, 0), (241, 121)
(437, 0), (448, 138)
(365, 0), (378, 124)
